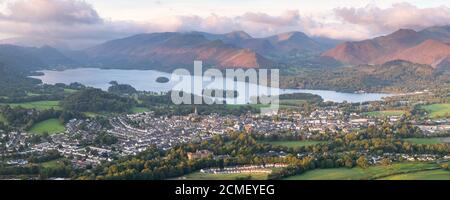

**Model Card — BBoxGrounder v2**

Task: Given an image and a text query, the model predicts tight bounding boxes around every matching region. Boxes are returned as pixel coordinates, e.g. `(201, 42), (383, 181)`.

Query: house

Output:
(244, 124), (254, 133)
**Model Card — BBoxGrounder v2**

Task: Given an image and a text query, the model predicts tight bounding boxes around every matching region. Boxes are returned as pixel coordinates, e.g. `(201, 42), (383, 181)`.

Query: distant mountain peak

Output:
(323, 25), (450, 67)
(382, 39), (450, 68)
(0, 43), (76, 70)
(85, 31), (273, 70)
(275, 31), (309, 41)
(224, 31), (252, 40)
(384, 29), (422, 42)
(163, 33), (209, 46)
(392, 28), (417, 35)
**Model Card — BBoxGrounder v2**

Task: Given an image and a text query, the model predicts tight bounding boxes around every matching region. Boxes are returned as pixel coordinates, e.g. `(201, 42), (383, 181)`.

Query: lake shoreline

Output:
(30, 68), (394, 103)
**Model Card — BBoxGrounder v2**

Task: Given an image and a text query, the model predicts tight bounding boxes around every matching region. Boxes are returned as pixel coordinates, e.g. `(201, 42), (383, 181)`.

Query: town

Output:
(1, 93), (449, 176)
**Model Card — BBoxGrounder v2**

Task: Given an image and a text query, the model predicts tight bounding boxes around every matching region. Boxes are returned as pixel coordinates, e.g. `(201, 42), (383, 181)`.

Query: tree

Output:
(380, 158), (391, 166)
(61, 88), (135, 112)
(441, 163), (449, 171)
(343, 156), (354, 168)
(108, 83), (137, 95)
(356, 156), (369, 169)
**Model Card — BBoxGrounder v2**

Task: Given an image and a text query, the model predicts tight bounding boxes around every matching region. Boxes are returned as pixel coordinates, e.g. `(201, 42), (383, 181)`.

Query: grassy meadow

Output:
(29, 119), (65, 135)
(363, 110), (406, 117)
(284, 162), (448, 180)
(403, 137), (450, 145)
(0, 113), (7, 124)
(1, 101), (61, 110)
(422, 103), (450, 118)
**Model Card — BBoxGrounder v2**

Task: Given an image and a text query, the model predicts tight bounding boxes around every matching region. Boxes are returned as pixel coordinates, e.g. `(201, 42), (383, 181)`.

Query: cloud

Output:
(160, 10), (367, 40)
(0, 0), (152, 48)
(1, 0), (449, 49)
(168, 14), (243, 34)
(1, 0), (101, 24)
(334, 3), (450, 35)
(240, 10), (300, 26)
(0, 0), (365, 45)
(303, 22), (370, 41)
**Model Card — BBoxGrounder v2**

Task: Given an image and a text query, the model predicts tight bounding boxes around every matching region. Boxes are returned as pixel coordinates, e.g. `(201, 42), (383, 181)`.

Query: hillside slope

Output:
(322, 26), (450, 69)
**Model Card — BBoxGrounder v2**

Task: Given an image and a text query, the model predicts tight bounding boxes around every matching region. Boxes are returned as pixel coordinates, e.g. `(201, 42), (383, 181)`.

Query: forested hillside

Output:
(281, 61), (450, 93)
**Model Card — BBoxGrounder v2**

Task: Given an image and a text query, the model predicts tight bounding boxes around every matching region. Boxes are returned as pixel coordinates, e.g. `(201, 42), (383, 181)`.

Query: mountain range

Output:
(0, 44), (76, 70)
(84, 32), (275, 70)
(0, 30), (339, 71)
(0, 26), (449, 71)
(83, 31), (338, 70)
(323, 26), (450, 69)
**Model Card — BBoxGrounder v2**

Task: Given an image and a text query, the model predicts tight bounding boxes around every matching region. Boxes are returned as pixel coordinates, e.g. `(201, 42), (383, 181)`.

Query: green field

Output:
(26, 92), (41, 97)
(0, 113), (7, 124)
(263, 140), (325, 148)
(29, 119), (65, 135)
(284, 162), (447, 180)
(63, 88), (78, 94)
(82, 112), (103, 118)
(380, 169), (450, 180)
(363, 110), (406, 117)
(174, 172), (269, 180)
(130, 107), (150, 113)
(2, 101), (61, 110)
(403, 137), (450, 145)
(82, 111), (122, 118)
(279, 99), (307, 106)
(422, 103), (450, 118)
(40, 159), (65, 169)
(225, 104), (269, 109)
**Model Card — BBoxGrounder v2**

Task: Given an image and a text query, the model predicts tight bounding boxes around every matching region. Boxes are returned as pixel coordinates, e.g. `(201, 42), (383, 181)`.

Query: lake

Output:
(30, 68), (393, 103)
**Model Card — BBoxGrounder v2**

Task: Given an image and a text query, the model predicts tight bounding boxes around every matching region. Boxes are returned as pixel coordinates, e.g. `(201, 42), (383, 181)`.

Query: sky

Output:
(86, 0), (450, 21)
(0, 0), (450, 49)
